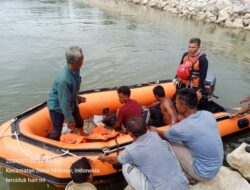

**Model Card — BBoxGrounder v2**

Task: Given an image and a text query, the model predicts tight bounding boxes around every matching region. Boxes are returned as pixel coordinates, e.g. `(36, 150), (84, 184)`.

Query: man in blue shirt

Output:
(152, 88), (223, 182)
(98, 116), (188, 190)
(47, 46), (86, 141)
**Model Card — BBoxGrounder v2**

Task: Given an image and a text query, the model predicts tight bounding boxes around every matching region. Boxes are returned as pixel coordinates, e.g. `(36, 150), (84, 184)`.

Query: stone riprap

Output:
(189, 166), (250, 190)
(227, 142), (250, 180)
(124, 166), (250, 190)
(125, 0), (250, 30)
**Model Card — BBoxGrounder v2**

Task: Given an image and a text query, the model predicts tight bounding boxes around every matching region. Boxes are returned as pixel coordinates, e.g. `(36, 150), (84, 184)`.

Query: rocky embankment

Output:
(125, 0), (250, 30)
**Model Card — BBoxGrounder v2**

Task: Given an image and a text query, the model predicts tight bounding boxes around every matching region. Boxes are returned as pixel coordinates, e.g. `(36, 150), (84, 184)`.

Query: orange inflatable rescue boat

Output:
(0, 79), (249, 188)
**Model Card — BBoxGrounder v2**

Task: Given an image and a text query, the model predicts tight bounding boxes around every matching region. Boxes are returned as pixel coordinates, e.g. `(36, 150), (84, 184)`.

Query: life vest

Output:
(177, 51), (203, 88)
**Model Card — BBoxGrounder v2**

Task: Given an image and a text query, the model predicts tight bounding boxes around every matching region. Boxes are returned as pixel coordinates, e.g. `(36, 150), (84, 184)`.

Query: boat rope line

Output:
(61, 149), (81, 158)
(4, 119), (126, 159)
(10, 117), (129, 155)
(0, 119), (16, 138)
(102, 145), (126, 156)
(12, 131), (81, 162)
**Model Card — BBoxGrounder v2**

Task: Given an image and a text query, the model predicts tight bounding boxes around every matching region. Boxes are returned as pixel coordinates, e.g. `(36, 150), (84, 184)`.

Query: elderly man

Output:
(99, 116), (188, 190)
(47, 46), (86, 141)
(152, 88), (223, 182)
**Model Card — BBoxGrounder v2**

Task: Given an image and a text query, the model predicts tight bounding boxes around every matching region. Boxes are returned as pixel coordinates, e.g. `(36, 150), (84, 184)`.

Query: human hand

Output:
(230, 113), (236, 118)
(78, 96), (86, 104)
(98, 155), (107, 162)
(98, 155), (117, 164)
(172, 78), (178, 85)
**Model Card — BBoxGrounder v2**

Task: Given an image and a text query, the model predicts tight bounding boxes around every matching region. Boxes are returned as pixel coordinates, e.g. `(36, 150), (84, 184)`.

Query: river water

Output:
(0, 0), (249, 189)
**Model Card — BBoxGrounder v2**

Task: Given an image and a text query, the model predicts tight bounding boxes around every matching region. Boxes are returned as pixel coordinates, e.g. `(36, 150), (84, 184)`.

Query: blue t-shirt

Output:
(164, 111), (223, 179)
(118, 132), (188, 190)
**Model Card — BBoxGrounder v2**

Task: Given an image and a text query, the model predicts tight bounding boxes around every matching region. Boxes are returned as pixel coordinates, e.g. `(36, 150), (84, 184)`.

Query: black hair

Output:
(117, 86), (131, 96)
(189, 38), (201, 47)
(177, 88), (198, 109)
(153, 85), (165, 97)
(127, 116), (147, 138)
(70, 157), (91, 183)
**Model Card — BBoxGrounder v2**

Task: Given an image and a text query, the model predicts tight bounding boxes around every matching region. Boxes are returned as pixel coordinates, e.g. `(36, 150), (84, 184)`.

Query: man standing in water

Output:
(47, 46), (86, 141)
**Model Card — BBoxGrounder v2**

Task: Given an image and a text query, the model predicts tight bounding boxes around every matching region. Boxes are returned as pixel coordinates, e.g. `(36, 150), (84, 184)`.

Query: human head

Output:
(117, 86), (131, 104)
(188, 38), (201, 55)
(153, 85), (165, 100)
(176, 88), (198, 116)
(70, 157), (92, 183)
(127, 116), (147, 138)
(66, 46), (84, 71)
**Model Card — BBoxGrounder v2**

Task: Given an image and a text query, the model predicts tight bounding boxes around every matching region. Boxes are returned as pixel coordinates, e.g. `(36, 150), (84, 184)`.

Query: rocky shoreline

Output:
(124, 0), (250, 30)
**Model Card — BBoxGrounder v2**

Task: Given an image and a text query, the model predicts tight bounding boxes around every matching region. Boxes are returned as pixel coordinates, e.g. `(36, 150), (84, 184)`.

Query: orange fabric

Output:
(181, 53), (201, 88)
(60, 133), (85, 144)
(87, 126), (119, 141)
(60, 126), (119, 143)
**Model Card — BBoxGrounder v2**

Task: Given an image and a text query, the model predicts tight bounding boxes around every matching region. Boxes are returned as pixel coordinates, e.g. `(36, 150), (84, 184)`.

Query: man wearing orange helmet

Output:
(176, 38), (208, 94)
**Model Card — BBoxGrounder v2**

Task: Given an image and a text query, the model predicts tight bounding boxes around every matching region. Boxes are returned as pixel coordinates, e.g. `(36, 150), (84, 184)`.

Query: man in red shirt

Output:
(114, 86), (142, 132)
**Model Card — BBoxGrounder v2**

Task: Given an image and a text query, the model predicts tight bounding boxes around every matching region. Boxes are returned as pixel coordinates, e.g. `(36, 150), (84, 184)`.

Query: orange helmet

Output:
(177, 64), (190, 80)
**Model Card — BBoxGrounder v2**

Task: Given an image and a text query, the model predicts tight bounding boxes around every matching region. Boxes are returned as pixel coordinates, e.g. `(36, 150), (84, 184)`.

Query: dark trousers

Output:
(198, 97), (225, 113)
(48, 108), (83, 141)
(148, 106), (165, 127)
(175, 85), (225, 113)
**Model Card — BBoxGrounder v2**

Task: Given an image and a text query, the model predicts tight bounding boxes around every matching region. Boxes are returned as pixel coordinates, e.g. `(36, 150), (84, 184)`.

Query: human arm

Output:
(57, 80), (75, 126)
(151, 122), (188, 143)
(196, 89), (203, 102)
(198, 55), (208, 92)
(179, 53), (187, 65)
(114, 109), (124, 129)
(99, 148), (133, 165)
(98, 155), (119, 164)
(232, 105), (250, 117)
(240, 96), (250, 104)
(143, 101), (159, 109)
(149, 126), (168, 140)
(175, 53), (188, 79)
(163, 100), (177, 125)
